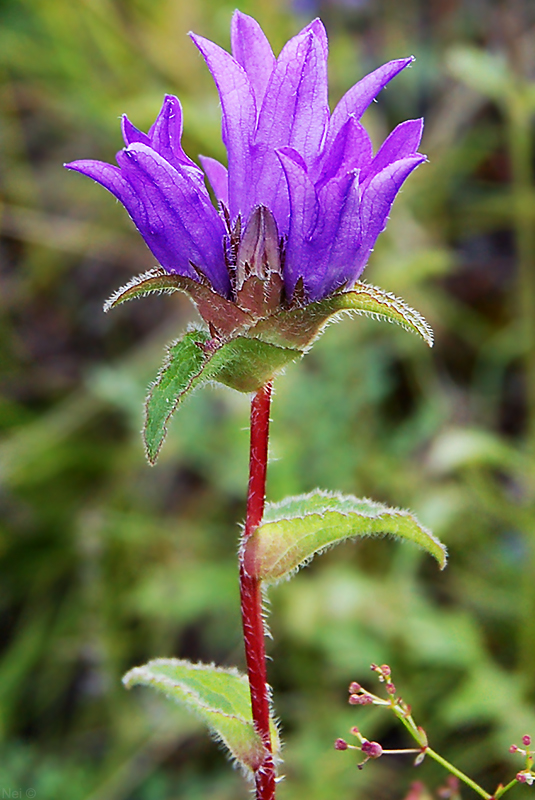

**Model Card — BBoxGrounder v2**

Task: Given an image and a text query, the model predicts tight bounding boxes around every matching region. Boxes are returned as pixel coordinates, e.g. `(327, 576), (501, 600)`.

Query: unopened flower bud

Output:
(349, 693), (373, 705)
(361, 740), (383, 759)
(510, 744), (519, 753)
(523, 735), (532, 747)
(349, 682), (361, 694)
(386, 682), (396, 695)
(381, 664), (391, 676)
(334, 738), (348, 750)
(236, 205), (281, 286)
(350, 726), (360, 737)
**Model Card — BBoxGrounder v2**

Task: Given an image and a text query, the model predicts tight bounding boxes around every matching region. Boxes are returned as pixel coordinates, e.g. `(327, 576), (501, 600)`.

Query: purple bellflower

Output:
(66, 11), (425, 312)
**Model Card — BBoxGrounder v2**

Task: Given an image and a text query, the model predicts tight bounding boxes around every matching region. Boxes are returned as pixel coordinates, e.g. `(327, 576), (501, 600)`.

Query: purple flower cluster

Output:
(66, 12), (425, 305)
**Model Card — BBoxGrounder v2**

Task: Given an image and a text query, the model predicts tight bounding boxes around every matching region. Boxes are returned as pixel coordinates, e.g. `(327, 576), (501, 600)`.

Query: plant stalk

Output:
(240, 382), (275, 800)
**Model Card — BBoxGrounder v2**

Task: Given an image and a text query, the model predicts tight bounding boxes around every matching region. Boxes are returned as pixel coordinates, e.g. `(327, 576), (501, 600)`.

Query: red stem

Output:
(240, 382), (276, 800)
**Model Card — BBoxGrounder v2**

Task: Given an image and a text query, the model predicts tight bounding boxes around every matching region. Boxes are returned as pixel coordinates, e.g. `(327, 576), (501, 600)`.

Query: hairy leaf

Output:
(123, 658), (280, 774)
(250, 281), (434, 350)
(144, 328), (302, 463)
(104, 268), (253, 337)
(144, 329), (212, 464)
(242, 490), (447, 583)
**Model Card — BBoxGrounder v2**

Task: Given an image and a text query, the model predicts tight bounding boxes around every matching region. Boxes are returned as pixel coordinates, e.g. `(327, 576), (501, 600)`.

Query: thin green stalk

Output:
(494, 778), (521, 799)
(425, 748), (491, 800)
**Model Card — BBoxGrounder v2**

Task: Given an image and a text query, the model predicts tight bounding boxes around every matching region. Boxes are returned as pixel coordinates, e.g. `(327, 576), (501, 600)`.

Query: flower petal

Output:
(246, 27), (329, 231)
(121, 116), (151, 147)
(256, 28), (329, 162)
(318, 174), (362, 294)
(116, 144), (229, 295)
(199, 155), (229, 206)
(190, 33), (255, 218)
(313, 116), (372, 189)
(354, 154), (426, 275)
(326, 58), (414, 149)
(148, 95), (201, 176)
(65, 159), (147, 224)
(277, 147), (319, 297)
(230, 10), (275, 110)
(361, 118), (424, 184)
(301, 18), (328, 62)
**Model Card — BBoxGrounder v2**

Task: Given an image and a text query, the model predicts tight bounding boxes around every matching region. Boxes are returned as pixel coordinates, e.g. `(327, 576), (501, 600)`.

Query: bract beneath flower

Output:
(65, 10), (426, 313)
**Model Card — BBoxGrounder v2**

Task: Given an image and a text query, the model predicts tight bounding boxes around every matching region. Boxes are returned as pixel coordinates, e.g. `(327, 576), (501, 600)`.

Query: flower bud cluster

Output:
(509, 734), (535, 788)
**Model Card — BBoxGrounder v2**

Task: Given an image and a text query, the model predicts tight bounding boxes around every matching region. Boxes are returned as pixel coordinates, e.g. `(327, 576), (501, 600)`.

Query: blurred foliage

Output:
(1, 0), (535, 798)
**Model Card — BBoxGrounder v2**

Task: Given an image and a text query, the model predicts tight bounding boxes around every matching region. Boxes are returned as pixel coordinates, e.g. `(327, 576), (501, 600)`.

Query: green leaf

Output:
(144, 328), (302, 464)
(242, 490), (447, 584)
(104, 268), (253, 337)
(144, 329), (212, 465)
(209, 336), (302, 393)
(250, 281), (433, 350)
(123, 658), (280, 775)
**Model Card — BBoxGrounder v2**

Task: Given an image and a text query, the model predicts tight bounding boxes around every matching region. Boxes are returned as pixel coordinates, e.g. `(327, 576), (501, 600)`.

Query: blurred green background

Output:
(1, 0), (535, 798)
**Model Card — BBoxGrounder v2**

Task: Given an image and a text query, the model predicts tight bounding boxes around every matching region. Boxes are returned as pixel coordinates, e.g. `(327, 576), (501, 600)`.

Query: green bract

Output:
(106, 270), (433, 463)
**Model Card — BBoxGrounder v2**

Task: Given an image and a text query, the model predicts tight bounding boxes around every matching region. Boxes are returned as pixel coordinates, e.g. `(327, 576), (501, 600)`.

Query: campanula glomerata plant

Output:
(65, 11), (455, 800)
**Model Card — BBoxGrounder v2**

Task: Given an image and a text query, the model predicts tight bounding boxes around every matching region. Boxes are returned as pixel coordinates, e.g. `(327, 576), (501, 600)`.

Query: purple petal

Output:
(148, 95), (201, 176)
(317, 174), (362, 294)
(255, 28), (329, 163)
(361, 118), (424, 184)
(230, 10), (275, 110)
(245, 28), (329, 229)
(121, 116), (151, 147)
(190, 33), (255, 218)
(326, 58), (414, 150)
(313, 116), (372, 189)
(354, 154), (426, 275)
(199, 155), (229, 206)
(296, 171), (360, 300)
(300, 18), (328, 62)
(116, 144), (229, 295)
(65, 159), (147, 224)
(277, 148), (319, 297)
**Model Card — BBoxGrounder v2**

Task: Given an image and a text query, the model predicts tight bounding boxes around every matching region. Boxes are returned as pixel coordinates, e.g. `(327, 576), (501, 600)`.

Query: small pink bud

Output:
(510, 744), (519, 753)
(361, 740), (383, 759)
(349, 693), (372, 705)
(386, 682), (396, 695)
(349, 682), (361, 694)
(381, 664), (391, 676)
(370, 663), (378, 671)
(334, 738), (348, 750)
(517, 772), (528, 783)
(350, 726), (360, 737)
(523, 735), (532, 747)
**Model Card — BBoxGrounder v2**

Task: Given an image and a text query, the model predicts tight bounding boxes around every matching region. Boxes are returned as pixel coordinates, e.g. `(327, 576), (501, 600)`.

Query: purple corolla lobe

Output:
(65, 11), (425, 308)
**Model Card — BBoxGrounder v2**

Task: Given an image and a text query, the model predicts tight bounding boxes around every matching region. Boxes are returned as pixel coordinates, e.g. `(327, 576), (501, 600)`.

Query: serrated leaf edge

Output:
(329, 282), (434, 348)
(244, 490), (447, 583)
(104, 268), (184, 312)
(123, 658), (274, 776)
(143, 329), (211, 465)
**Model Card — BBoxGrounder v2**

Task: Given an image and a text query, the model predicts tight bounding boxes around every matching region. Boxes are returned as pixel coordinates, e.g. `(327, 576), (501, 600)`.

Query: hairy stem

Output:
(240, 383), (275, 800)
